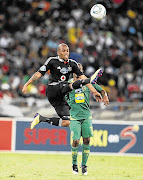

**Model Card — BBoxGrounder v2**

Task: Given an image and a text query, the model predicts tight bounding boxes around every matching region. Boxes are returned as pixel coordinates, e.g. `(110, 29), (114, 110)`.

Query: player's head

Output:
(57, 43), (69, 61)
(77, 63), (83, 72)
(73, 63), (83, 79)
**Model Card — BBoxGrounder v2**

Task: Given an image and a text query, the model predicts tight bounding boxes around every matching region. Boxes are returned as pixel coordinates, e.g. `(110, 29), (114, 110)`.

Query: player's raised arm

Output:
(80, 75), (102, 102)
(22, 71), (42, 94)
(86, 83), (102, 102)
(92, 82), (109, 106)
(77, 66), (102, 102)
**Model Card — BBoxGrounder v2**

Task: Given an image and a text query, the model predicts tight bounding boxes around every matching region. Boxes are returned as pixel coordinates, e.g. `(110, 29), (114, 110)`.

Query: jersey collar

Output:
(57, 56), (69, 63)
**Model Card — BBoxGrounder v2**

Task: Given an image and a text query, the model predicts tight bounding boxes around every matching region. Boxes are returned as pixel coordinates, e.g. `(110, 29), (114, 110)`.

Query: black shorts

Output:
(46, 82), (71, 118)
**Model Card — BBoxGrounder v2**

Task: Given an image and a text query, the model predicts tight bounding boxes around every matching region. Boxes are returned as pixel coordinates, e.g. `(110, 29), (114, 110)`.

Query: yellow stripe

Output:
(70, 116), (76, 120)
(84, 150), (90, 153)
(72, 151), (77, 155)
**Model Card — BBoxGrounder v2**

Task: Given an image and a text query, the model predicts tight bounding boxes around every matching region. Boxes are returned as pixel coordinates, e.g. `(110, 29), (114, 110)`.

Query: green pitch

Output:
(0, 153), (143, 180)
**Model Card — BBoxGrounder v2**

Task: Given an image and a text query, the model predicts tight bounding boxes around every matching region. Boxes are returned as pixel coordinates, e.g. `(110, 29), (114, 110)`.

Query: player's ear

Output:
(57, 50), (60, 56)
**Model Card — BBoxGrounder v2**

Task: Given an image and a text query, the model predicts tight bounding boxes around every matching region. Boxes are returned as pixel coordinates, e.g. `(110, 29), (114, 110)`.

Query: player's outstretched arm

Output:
(78, 74), (102, 102)
(22, 72), (42, 94)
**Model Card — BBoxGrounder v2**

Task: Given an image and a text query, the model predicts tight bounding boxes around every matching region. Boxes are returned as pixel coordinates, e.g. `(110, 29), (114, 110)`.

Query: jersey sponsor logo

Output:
(75, 93), (85, 103)
(61, 75), (66, 81)
(40, 65), (46, 71)
(60, 67), (68, 74)
(76, 96), (84, 100)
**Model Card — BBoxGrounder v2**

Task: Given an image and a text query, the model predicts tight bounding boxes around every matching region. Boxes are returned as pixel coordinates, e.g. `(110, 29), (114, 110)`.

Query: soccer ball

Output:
(90, 4), (106, 20)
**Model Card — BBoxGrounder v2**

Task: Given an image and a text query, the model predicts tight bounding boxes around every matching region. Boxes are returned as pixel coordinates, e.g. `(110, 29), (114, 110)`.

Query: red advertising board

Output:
(0, 120), (12, 150)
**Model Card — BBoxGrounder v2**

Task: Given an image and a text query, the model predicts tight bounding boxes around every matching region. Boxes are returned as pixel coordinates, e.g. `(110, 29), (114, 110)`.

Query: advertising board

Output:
(0, 119), (13, 151)
(15, 120), (143, 154)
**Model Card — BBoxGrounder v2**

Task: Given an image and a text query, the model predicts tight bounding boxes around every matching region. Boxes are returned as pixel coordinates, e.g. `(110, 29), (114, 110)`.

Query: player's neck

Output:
(64, 60), (68, 64)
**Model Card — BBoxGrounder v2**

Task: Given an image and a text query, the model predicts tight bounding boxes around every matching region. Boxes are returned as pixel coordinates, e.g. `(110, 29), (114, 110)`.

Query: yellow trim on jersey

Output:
(83, 150), (90, 153)
(70, 116), (76, 120)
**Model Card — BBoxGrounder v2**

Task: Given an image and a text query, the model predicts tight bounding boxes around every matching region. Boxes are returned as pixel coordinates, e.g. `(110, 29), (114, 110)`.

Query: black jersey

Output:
(38, 56), (83, 83)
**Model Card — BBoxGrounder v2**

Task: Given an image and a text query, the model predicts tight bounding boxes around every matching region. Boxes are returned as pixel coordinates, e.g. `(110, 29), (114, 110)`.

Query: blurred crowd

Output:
(0, 0), (143, 103)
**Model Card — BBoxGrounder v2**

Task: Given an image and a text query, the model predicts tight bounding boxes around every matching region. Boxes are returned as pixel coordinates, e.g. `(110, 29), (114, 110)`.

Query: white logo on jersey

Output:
(60, 67), (68, 74)
(57, 66), (61, 69)
(68, 67), (72, 71)
(40, 65), (46, 71)
(75, 88), (83, 94)
(61, 75), (66, 81)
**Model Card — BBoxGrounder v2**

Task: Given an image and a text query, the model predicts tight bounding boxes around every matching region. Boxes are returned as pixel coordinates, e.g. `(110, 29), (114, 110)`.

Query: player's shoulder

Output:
(83, 85), (90, 92)
(44, 56), (58, 65)
(69, 59), (78, 65)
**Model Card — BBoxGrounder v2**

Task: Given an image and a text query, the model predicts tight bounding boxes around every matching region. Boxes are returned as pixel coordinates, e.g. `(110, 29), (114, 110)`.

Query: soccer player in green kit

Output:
(67, 63), (109, 175)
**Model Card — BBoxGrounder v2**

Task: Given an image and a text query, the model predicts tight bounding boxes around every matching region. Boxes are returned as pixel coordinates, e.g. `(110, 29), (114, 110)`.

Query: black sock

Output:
(72, 79), (90, 89)
(39, 115), (62, 126)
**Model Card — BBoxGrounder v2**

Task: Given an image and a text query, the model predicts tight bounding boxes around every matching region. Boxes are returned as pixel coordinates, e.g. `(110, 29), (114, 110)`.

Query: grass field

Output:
(0, 153), (143, 180)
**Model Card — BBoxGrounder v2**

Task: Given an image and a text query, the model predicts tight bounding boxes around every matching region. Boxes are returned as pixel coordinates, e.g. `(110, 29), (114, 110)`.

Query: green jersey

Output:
(67, 81), (102, 120)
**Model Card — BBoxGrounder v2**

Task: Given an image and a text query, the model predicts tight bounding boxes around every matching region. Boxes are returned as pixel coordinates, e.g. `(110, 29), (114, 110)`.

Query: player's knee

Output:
(61, 116), (70, 127)
(62, 120), (70, 127)
(72, 140), (79, 147)
(83, 137), (90, 145)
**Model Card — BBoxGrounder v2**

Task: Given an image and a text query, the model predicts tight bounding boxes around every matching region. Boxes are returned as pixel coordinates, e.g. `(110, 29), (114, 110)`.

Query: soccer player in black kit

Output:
(22, 43), (102, 128)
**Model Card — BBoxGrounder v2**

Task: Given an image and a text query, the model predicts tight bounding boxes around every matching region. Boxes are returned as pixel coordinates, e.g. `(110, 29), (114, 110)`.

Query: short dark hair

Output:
(57, 43), (68, 51)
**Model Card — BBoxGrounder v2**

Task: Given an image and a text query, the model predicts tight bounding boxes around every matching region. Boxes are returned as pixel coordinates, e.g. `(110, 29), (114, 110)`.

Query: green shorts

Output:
(70, 118), (93, 140)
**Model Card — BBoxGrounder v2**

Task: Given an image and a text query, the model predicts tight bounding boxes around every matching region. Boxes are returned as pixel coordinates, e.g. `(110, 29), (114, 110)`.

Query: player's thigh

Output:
(70, 120), (81, 140)
(56, 99), (70, 118)
(50, 98), (70, 118)
(81, 118), (93, 138)
(46, 84), (70, 118)
(46, 84), (60, 99)
(60, 82), (71, 95)
(46, 82), (70, 99)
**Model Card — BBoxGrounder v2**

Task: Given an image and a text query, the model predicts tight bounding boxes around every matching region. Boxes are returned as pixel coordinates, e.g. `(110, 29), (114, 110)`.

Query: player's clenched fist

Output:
(103, 95), (109, 106)
(93, 91), (102, 102)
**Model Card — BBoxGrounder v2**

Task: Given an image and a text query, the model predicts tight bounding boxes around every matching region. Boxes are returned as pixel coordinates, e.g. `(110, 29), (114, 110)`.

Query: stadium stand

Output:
(0, 0), (142, 119)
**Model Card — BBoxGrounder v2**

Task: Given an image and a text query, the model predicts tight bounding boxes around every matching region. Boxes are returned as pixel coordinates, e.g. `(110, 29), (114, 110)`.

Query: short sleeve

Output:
(38, 65), (47, 76)
(38, 57), (52, 76)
